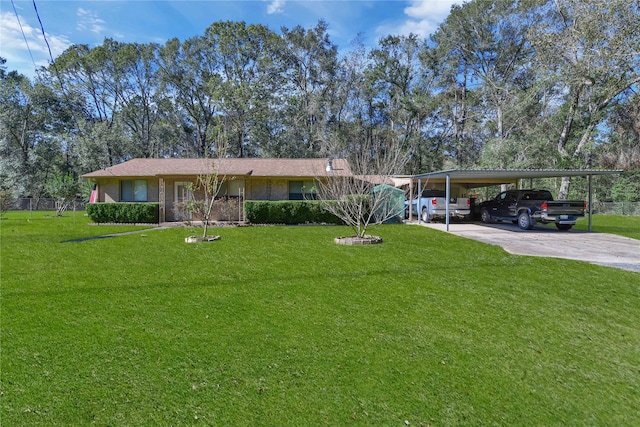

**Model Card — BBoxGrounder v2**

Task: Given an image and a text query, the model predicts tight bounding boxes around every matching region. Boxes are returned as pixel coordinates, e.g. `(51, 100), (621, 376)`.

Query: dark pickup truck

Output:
(479, 189), (586, 230)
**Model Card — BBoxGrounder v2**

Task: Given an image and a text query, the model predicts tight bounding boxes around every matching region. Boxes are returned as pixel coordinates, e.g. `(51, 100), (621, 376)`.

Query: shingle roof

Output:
(83, 158), (353, 179)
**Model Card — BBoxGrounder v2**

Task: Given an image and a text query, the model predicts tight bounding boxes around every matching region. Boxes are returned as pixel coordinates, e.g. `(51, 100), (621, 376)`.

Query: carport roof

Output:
(397, 169), (622, 187)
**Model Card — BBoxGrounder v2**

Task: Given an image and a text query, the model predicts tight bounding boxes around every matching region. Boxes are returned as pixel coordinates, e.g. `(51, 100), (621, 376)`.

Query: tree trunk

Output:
(558, 176), (571, 200)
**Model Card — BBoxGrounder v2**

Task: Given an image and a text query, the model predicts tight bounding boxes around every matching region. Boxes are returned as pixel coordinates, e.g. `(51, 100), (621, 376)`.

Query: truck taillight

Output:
(583, 202), (587, 212)
(431, 198), (437, 206)
(541, 201), (548, 211)
(467, 199), (470, 206)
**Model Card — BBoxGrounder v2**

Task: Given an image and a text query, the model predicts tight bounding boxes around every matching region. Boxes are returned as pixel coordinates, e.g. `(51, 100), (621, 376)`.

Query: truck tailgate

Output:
(434, 198), (469, 210)
(545, 201), (585, 216)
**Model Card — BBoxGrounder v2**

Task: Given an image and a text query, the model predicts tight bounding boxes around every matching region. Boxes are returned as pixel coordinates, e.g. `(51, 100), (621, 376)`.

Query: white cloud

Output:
(77, 7), (107, 34)
(0, 11), (71, 75)
(378, 0), (459, 40)
(396, 19), (440, 39)
(404, 0), (457, 19)
(266, 0), (286, 15)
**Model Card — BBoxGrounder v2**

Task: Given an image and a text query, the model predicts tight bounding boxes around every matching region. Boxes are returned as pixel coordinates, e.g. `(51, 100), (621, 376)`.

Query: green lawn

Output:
(2, 212), (639, 425)
(574, 213), (640, 239)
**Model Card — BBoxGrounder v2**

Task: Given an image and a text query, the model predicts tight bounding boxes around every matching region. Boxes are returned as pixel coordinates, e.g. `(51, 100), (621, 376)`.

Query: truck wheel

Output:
(480, 209), (492, 224)
(556, 224), (572, 231)
(518, 212), (535, 230)
(421, 207), (430, 223)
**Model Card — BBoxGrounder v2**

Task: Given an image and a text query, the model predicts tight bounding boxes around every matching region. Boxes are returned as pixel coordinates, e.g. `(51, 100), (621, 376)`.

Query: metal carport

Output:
(398, 169), (622, 232)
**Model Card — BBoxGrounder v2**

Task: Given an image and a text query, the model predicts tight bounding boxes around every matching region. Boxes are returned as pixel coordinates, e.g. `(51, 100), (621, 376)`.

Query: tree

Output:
(204, 21), (284, 157)
(184, 165), (223, 238)
(158, 36), (221, 157)
(0, 70), (70, 199)
(115, 42), (167, 158)
(0, 188), (14, 216)
(274, 21), (339, 157)
(315, 134), (408, 239)
(530, 0), (640, 198)
(177, 137), (229, 238)
(53, 42), (125, 167)
(433, 0), (541, 169)
(598, 91), (640, 171)
(44, 172), (79, 216)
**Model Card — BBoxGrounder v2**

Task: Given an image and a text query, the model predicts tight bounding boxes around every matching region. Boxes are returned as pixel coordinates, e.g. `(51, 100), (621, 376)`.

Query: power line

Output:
(30, 0), (82, 142)
(10, 0), (38, 71)
(32, 0), (56, 66)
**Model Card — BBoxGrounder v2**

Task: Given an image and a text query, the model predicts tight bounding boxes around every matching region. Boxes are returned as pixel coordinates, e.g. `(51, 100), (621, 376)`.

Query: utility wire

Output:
(10, 0), (38, 71)
(30, 0), (83, 156)
(32, 0), (56, 66)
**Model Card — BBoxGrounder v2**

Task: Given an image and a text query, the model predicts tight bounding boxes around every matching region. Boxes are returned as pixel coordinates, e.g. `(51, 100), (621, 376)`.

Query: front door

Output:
(174, 182), (192, 220)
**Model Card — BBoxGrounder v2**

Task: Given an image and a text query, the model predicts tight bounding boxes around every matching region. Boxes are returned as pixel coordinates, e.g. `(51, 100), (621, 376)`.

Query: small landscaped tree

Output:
(315, 134), (408, 241)
(183, 160), (225, 238)
(0, 188), (13, 217)
(44, 172), (79, 217)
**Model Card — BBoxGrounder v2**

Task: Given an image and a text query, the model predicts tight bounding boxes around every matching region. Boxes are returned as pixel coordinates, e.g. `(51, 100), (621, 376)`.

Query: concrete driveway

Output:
(417, 221), (640, 273)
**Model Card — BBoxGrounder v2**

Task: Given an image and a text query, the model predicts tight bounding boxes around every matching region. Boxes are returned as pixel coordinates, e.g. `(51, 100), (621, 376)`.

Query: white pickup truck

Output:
(405, 189), (471, 222)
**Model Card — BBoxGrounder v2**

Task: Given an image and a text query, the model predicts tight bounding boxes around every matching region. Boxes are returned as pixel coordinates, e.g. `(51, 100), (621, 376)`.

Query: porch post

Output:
(159, 177), (165, 223)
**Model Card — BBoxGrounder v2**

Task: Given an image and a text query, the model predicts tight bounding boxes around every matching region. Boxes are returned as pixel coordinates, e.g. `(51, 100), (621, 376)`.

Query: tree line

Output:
(1, 0), (639, 202)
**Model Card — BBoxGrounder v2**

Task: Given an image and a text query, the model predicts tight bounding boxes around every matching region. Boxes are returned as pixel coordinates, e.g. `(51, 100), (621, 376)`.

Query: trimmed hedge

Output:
(244, 200), (342, 225)
(86, 203), (159, 224)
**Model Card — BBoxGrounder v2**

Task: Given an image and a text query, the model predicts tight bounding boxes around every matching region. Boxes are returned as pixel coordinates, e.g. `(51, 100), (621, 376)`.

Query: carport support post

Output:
(587, 175), (593, 233)
(417, 179), (423, 224)
(445, 174), (450, 231)
(409, 178), (414, 220)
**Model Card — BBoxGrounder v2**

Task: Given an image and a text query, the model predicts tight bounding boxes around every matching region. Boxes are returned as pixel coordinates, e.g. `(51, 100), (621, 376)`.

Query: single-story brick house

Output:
(82, 157), (353, 222)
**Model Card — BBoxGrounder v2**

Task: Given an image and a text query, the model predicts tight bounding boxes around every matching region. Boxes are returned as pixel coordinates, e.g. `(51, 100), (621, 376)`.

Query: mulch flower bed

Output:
(334, 235), (383, 245)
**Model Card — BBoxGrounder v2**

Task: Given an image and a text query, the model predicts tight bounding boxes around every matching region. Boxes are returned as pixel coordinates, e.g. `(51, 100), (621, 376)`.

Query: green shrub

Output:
(86, 203), (159, 223)
(244, 200), (342, 225)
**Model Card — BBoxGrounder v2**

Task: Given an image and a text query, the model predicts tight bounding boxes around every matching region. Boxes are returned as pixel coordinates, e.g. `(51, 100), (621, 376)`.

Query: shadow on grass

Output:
(61, 235), (115, 243)
(60, 227), (162, 243)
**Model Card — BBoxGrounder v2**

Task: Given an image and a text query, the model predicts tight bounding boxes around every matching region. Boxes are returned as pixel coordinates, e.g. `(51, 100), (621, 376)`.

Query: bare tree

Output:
(184, 165), (224, 238)
(179, 135), (229, 238)
(315, 134), (408, 239)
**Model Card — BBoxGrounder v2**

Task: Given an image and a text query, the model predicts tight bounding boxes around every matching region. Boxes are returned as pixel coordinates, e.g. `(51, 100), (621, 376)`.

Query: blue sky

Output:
(1, 0), (459, 78)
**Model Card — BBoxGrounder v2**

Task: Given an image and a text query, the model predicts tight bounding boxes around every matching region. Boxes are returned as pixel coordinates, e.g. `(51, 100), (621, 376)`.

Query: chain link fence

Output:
(10, 198), (88, 211)
(591, 201), (640, 216)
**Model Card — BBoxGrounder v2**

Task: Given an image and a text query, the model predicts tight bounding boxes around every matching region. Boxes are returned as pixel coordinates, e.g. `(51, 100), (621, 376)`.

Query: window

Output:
(121, 179), (147, 202)
(228, 179), (244, 198)
(421, 189), (445, 198)
(289, 180), (317, 200)
(174, 182), (192, 204)
(218, 179), (245, 198)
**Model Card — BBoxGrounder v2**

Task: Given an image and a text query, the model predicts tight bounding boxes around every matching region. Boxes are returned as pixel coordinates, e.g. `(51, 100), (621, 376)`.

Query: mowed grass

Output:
(574, 213), (640, 240)
(1, 212), (639, 426)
